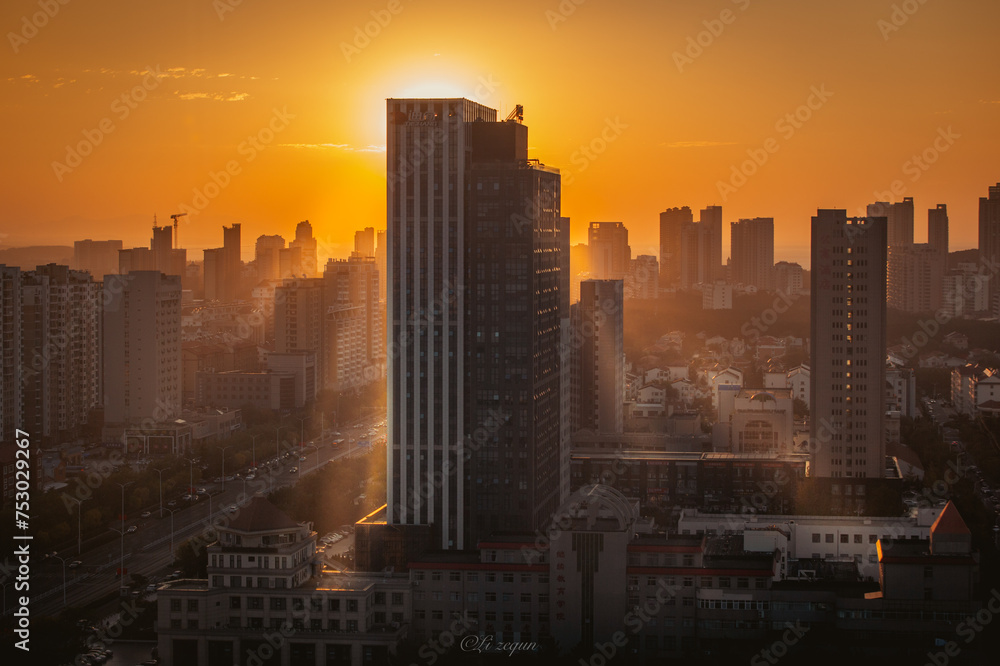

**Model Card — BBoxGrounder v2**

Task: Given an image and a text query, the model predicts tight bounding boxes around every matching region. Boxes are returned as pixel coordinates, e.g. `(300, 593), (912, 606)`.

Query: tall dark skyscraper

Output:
(928, 204), (949, 256)
(730, 217), (775, 292)
(979, 183), (1000, 306)
(659, 206), (693, 288)
(386, 98), (569, 549)
(811, 211), (887, 480)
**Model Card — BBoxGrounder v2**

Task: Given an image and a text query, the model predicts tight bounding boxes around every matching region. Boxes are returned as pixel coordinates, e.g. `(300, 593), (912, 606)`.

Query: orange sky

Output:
(1, 0), (998, 268)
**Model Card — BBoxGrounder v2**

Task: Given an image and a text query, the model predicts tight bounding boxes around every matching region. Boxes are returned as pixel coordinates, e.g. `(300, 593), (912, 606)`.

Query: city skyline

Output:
(3, 0), (1000, 267)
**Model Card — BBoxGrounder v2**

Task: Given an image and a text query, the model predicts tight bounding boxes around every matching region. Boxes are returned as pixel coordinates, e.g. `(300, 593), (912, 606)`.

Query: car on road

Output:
(141, 511), (151, 518)
(126, 525), (138, 534)
(226, 504), (238, 514)
(289, 466), (298, 473)
(181, 494), (191, 501)
(299, 456), (306, 461)
(167, 499), (177, 507)
(197, 487), (208, 495)
(69, 560), (82, 569)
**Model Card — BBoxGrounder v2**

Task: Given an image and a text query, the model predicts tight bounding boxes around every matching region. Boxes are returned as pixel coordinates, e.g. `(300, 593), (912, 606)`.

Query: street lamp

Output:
(153, 467), (169, 518)
(50, 554), (69, 607)
(276, 425), (291, 458)
(164, 507), (178, 558)
(69, 497), (90, 556)
(216, 445), (233, 492)
(109, 527), (126, 593)
(307, 444), (320, 472)
(298, 416), (309, 447)
(115, 482), (133, 536)
(250, 434), (259, 471)
(185, 457), (197, 497)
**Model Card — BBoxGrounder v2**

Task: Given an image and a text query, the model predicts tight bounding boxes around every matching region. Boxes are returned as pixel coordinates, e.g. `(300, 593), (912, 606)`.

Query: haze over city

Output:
(4, 1), (1000, 665)
(2, 0), (1000, 266)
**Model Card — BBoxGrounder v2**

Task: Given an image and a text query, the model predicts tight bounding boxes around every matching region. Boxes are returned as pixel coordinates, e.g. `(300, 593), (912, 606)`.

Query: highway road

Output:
(18, 416), (384, 619)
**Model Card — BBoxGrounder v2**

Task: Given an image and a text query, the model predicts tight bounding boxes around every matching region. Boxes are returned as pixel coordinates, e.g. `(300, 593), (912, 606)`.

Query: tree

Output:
(174, 539), (208, 578)
(793, 398), (809, 419)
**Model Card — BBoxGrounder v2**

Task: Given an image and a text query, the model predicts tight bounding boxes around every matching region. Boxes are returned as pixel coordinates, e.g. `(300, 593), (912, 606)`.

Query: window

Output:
(346, 620), (358, 632)
(812, 533), (820, 543)
(329, 619), (340, 631)
(229, 597), (241, 609)
(347, 600), (358, 612)
(449, 572), (461, 582)
(466, 573), (479, 583)
(328, 599), (340, 612)
(431, 610), (443, 620)
(187, 600), (198, 612)
(825, 534), (834, 543)
(391, 593), (404, 606)
(700, 577), (712, 588)
(187, 619), (198, 630)
(683, 577), (693, 587)
(248, 597), (262, 610)
(840, 534), (849, 544)
(486, 573), (497, 583)
(170, 599), (181, 612)
(431, 571), (442, 582)
(486, 592), (497, 602)
(502, 573), (514, 584)
(521, 593), (532, 603)
(869, 534), (878, 544)
(737, 577), (749, 589)
(270, 597), (286, 611)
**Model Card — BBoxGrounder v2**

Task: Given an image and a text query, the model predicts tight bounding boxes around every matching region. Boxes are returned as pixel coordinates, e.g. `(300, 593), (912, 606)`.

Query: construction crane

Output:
(170, 213), (187, 249)
(505, 104), (523, 123)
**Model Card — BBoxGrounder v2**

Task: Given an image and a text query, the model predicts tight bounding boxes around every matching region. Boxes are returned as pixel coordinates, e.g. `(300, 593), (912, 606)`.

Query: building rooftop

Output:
(930, 501), (970, 536)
